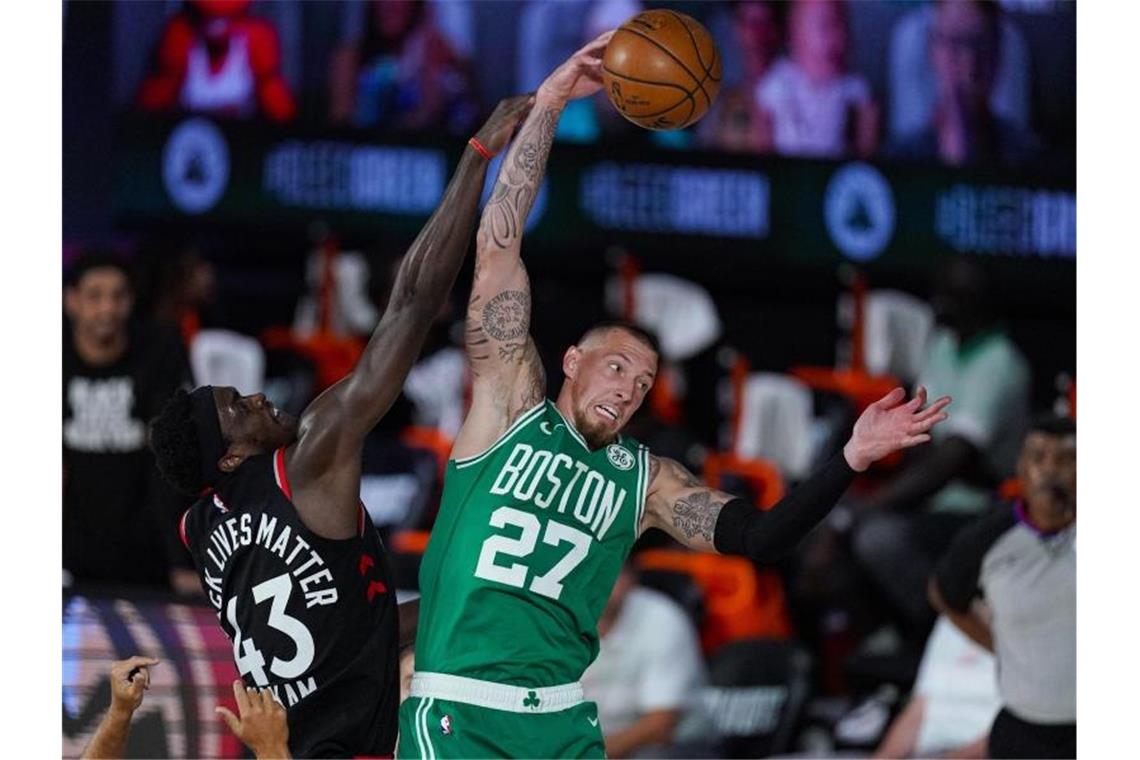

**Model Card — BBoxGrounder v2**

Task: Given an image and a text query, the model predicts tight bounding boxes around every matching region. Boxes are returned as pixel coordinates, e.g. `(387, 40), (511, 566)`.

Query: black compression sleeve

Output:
(713, 451), (856, 561)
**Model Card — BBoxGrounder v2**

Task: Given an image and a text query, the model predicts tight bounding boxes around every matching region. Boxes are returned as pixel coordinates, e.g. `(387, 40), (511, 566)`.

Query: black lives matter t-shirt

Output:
(182, 448), (400, 758)
(63, 322), (192, 587)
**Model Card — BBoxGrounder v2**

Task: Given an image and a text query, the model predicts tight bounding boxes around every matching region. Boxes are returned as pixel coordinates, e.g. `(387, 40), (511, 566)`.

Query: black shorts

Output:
(988, 707), (1076, 759)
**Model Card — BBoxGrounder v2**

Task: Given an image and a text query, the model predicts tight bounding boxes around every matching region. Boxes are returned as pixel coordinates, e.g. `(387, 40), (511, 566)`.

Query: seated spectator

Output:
(873, 616), (999, 759)
(80, 656), (160, 760)
(328, 0), (476, 135)
(63, 252), (197, 593)
(929, 414), (1076, 759)
(757, 0), (879, 159)
(846, 257), (1030, 643)
(886, 0), (1042, 168)
(136, 0), (296, 122)
(887, 0), (1031, 144)
(698, 0), (781, 154)
(581, 562), (708, 758)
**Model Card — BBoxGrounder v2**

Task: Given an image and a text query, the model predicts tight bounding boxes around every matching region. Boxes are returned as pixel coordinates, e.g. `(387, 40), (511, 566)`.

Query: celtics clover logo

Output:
(524, 690), (541, 709)
(606, 445), (635, 471)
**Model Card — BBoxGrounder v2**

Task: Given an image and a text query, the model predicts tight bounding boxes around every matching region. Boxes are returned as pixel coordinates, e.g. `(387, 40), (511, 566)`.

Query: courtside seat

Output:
(697, 638), (813, 758)
(189, 328), (266, 393)
(638, 568), (706, 632)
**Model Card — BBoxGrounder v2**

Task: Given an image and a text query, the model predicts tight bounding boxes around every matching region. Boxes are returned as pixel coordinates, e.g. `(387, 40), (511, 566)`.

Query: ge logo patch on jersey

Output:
(606, 445), (635, 471)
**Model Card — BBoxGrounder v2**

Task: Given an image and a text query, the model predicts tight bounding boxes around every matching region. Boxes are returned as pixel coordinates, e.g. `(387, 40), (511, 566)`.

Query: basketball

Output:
(602, 9), (722, 131)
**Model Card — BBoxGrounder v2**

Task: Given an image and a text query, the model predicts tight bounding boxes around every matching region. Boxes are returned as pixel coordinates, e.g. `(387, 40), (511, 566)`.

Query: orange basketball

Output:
(602, 9), (722, 131)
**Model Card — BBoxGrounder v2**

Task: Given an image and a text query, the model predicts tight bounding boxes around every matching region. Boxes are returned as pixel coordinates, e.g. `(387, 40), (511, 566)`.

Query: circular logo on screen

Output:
(607, 444), (635, 471)
(824, 163), (895, 262)
(162, 118), (230, 214)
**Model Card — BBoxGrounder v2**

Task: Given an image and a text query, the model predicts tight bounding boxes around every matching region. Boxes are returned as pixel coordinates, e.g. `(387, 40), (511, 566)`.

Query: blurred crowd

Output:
(121, 0), (1073, 169)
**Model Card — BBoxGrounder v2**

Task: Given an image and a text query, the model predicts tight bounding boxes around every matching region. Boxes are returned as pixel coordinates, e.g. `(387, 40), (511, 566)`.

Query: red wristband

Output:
(468, 137), (494, 160)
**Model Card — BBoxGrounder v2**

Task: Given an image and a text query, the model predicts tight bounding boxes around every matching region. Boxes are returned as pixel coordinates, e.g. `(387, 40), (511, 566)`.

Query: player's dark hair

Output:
(65, 250), (134, 290)
(149, 389), (207, 495)
(1029, 413), (1076, 438)
(579, 319), (661, 356)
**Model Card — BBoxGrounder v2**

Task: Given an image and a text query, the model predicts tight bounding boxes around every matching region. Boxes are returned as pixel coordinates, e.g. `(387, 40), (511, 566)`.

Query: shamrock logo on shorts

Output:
(523, 690), (541, 710)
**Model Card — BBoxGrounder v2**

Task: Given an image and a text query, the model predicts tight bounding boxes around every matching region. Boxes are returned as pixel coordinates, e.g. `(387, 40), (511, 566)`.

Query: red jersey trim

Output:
(273, 447), (293, 500)
(179, 509), (191, 550)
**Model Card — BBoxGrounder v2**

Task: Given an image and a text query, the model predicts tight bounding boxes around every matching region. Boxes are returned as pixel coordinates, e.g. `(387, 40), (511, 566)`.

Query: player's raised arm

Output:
(286, 95), (532, 538)
(455, 32), (613, 459)
(643, 387), (951, 554)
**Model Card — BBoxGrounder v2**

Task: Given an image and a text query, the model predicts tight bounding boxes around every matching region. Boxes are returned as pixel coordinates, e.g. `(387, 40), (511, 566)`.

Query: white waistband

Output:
(410, 671), (584, 714)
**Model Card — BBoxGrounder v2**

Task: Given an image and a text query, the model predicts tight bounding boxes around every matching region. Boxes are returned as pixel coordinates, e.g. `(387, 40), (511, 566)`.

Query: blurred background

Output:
(62, 0), (1075, 757)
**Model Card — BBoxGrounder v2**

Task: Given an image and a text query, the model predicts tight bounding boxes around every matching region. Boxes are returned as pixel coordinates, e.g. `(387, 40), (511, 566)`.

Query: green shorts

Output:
(396, 672), (605, 759)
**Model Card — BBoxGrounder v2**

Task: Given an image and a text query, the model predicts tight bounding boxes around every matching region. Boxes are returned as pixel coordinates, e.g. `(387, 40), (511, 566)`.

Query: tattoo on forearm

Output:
(482, 290), (530, 341)
(482, 107), (558, 249)
(671, 491), (728, 544)
(667, 459), (702, 488)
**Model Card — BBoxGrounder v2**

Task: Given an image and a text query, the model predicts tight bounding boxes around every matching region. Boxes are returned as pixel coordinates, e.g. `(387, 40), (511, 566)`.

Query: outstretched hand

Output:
(538, 30), (614, 105)
(843, 386), (951, 472)
(474, 94), (535, 156)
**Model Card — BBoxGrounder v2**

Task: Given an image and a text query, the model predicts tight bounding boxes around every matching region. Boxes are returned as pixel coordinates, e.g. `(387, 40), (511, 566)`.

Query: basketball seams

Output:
(602, 64), (696, 121)
(615, 26), (712, 106)
(666, 10), (713, 77)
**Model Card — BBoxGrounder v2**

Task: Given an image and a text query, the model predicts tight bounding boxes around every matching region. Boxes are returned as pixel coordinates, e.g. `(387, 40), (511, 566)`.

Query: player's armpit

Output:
(642, 455), (734, 552)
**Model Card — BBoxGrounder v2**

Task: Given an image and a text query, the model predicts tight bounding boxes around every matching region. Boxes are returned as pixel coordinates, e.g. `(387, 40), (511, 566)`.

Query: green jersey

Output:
(415, 399), (649, 687)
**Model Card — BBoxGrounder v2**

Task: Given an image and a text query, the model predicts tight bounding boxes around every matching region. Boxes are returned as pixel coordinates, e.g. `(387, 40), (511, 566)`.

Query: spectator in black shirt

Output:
(63, 252), (196, 592)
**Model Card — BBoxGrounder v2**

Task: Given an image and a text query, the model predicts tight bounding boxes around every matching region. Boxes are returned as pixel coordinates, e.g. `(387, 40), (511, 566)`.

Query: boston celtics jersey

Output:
(416, 399), (649, 687)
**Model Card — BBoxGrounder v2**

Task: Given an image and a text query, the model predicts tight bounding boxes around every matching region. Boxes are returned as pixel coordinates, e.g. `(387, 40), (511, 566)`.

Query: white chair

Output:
(735, 373), (816, 480)
(190, 329), (266, 394)
(605, 272), (723, 362)
(863, 290), (934, 384)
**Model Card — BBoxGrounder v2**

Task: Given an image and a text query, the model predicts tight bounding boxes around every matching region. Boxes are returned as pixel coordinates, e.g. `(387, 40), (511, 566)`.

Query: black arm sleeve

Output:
(713, 451), (856, 562)
(933, 506), (1015, 612)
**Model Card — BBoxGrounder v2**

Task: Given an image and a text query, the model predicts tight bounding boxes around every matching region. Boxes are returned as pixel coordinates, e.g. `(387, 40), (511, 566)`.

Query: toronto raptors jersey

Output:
(181, 447), (399, 758)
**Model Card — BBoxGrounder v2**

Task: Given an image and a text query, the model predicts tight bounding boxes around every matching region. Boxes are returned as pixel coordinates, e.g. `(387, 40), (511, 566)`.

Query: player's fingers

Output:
(906, 386), (928, 411)
(232, 680), (251, 712)
(911, 413), (948, 433)
(901, 434), (932, 448)
(874, 387), (906, 410)
(920, 395), (953, 417)
(215, 706), (242, 736)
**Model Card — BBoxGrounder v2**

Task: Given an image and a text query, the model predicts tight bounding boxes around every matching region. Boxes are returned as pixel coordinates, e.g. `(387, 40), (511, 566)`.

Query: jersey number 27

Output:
(474, 506), (591, 601)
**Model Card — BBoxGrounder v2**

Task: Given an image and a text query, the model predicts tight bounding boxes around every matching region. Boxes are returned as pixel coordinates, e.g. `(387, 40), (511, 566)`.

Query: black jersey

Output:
(181, 447), (399, 758)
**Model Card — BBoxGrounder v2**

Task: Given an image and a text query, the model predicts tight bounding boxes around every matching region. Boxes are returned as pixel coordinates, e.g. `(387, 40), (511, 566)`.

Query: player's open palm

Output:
(539, 30), (614, 104)
(844, 386), (951, 472)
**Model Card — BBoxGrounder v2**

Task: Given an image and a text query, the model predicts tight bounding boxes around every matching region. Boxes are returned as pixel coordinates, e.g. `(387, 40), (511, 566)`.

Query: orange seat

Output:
(703, 452), (785, 510)
(636, 549), (792, 654)
(401, 426), (454, 481)
(391, 530), (431, 555)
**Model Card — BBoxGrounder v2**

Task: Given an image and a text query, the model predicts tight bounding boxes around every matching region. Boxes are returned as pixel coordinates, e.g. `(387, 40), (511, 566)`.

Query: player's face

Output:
(213, 386), (298, 454)
(1017, 431), (1076, 520)
(65, 268), (133, 344)
(565, 331), (657, 448)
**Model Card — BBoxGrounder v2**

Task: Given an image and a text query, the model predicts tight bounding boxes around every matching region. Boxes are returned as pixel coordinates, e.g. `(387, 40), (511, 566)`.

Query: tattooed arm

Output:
(453, 31), (613, 459)
(642, 388), (951, 558)
(642, 455), (738, 551)
(285, 96), (532, 539)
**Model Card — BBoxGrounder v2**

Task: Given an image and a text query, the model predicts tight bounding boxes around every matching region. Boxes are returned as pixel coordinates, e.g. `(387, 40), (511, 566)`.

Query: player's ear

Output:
(563, 345), (581, 380)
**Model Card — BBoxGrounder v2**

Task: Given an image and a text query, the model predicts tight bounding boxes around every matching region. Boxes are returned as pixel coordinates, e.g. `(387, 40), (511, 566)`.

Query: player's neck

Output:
(73, 329), (128, 367)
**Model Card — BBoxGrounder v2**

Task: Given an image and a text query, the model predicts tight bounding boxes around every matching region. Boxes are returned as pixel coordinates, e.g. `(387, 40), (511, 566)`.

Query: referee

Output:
(928, 414), (1076, 759)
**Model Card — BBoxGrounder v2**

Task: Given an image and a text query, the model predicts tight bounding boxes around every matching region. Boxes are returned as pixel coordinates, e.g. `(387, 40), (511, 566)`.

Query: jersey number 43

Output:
(225, 573), (316, 686)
